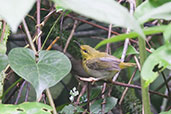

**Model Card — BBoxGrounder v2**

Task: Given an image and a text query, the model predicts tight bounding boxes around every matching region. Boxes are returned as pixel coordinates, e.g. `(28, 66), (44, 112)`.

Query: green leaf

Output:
(0, 54), (8, 72)
(0, 0), (36, 32)
(141, 44), (171, 87)
(90, 97), (117, 113)
(163, 23), (171, 44)
(0, 102), (52, 114)
(160, 110), (171, 114)
(135, 1), (171, 24)
(8, 48), (71, 99)
(113, 45), (139, 58)
(53, 0), (145, 39)
(95, 25), (167, 49)
(60, 104), (83, 114)
(149, 0), (171, 7)
(90, 86), (102, 101)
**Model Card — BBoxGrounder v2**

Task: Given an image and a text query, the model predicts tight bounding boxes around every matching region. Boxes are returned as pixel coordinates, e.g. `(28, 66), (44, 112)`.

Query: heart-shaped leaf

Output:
(0, 102), (52, 114)
(8, 48), (71, 99)
(0, 0), (36, 32)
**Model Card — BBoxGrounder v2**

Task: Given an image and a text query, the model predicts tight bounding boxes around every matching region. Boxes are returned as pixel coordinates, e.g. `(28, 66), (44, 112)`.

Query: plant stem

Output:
(36, 0), (41, 50)
(22, 19), (37, 54)
(138, 37), (152, 114)
(46, 89), (58, 114)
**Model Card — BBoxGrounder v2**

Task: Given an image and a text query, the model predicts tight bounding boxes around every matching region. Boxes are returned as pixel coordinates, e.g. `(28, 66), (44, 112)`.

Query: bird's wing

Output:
(86, 57), (121, 71)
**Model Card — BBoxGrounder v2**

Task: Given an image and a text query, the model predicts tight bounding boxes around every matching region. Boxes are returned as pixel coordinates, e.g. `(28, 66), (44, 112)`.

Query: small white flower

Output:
(69, 96), (74, 102)
(69, 87), (79, 102)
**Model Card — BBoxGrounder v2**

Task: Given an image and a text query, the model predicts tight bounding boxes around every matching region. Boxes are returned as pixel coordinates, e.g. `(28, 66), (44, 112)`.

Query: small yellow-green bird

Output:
(79, 45), (136, 80)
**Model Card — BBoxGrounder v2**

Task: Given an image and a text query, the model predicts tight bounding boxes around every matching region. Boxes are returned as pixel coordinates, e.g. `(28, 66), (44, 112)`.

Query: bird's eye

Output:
(83, 49), (88, 53)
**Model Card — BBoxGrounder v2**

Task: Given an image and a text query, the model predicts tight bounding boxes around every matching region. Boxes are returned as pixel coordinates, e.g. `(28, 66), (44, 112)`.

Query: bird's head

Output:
(80, 45), (99, 60)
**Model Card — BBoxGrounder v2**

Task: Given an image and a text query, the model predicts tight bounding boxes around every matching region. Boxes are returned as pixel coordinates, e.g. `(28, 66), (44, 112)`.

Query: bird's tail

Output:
(119, 62), (136, 69)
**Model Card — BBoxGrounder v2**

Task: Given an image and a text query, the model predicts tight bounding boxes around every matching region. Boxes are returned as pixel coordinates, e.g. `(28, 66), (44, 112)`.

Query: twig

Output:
(119, 68), (138, 105)
(46, 36), (60, 50)
(106, 24), (112, 54)
(36, 0), (41, 51)
(15, 81), (26, 104)
(110, 81), (169, 99)
(161, 89), (169, 111)
(61, 13), (119, 35)
(76, 83), (88, 104)
(129, 39), (152, 53)
(134, 56), (141, 71)
(46, 89), (57, 114)
(161, 72), (171, 98)
(74, 29), (107, 38)
(22, 19), (37, 54)
(63, 20), (78, 53)
(87, 82), (90, 113)
(25, 82), (30, 102)
(25, 31), (42, 48)
(101, 83), (107, 114)
(40, 9), (56, 27)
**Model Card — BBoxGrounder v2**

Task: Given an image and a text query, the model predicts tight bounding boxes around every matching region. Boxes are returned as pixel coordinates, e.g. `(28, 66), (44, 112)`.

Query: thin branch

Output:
(110, 81), (169, 99)
(46, 89), (58, 114)
(36, 0), (41, 51)
(101, 83), (107, 114)
(22, 19), (37, 54)
(119, 68), (138, 105)
(25, 82), (30, 102)
(15, 81), (26, 104)
(134, 56), (141, 71)
(46, 36), (60, 50)
(63, 20), (78, 53)
(76, 83), (87, 104)
(61, 13), (119, 35)
(161, 72), (171, 98)
(87, 83), (90, 113)
(40, 9), (56, 27)
(106, 24), (112, 54)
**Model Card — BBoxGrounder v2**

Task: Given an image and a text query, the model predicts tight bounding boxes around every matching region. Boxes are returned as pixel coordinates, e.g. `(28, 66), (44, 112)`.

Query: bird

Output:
(79, 44), (136, 81)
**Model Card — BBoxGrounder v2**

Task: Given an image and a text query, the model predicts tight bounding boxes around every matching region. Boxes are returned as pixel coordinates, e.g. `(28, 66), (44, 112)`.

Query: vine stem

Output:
(138, 37), (152, 114)
(46, 89), (57, 114)
(36, 0), (41, 50)
(22, 19), (37, 54)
